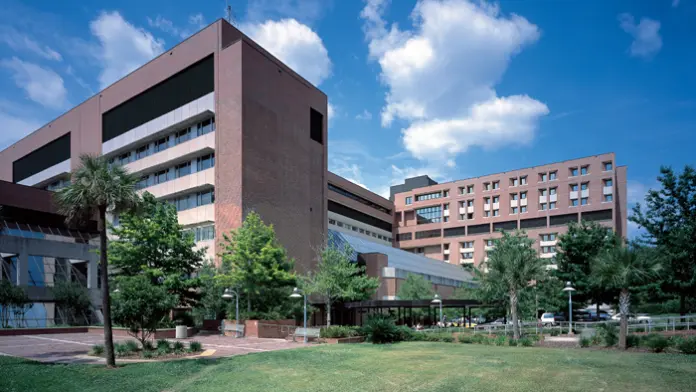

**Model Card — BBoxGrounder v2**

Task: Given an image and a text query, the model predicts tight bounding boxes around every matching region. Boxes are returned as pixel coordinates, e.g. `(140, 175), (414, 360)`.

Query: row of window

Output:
(328, 184), (391, 215)
(108, 117), (215, 167)
(182, 225), (216, 242)
(416, 205), (442, 224)
(402, 161), (614, 205)
(135, 154), (215, 190)
(164, 189), (215, 212)
(42, 178), (71, 191)
(328, 218), (393, 242)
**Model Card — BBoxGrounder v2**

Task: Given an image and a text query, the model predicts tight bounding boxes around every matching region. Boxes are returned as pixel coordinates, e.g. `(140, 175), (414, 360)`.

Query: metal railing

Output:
(1, 220), (97, 243)
(470, 314), (696, 335)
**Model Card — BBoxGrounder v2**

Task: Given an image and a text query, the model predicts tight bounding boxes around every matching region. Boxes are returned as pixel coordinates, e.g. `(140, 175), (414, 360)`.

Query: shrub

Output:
(677, 337), (696, 355)
(172, 341), (185, 353)
(157, 346), (170, 356)
(91, 344), (104, 355)
(189, 341), (203, 352)
(482, 336), (494, 345)
(591, 333), (602, 345)
(361, 315), (401, 344)
(156, 339), (171, 351)
(508, 338), (518, 346)
(173, 312), (195, 327)
(396, 326), (414, 341)
(550, 329), (560, 337)
(125, 340), (140, 352)
(518, 337), (534, 347)
(626, 335), (640, 348)
(142, 350), (154, 359)
(440, 335), (455, 343)
(596, 323), (618, 347)
(527, 334), (541, 342)
(580, 337), (592, 348)
(470, 334), (485, 344)
(114, 343), (131, 357)
(409, 331), (427, 342)
(458, 334), (474, 344)
(320, 325), (360, 339)
(644, 334), (670, 353)
(494, 336), (507, 346)
(142, 340), (155, 351)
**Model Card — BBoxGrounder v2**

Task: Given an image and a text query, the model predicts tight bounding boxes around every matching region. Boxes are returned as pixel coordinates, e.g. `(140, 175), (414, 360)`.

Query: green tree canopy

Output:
(555, 221), (618, 316)
(109, 193), (205, 307)
(630, 165), (696, 315)
(594, 242), (661, 349)
(112, 276), (177, 348)
(55, 154), (140, 367)
(302, 244), (379, 326)
(397, 274), (434, 300)
(479, 230), (547, 339)
(53, 281), (92, 326)
(216, 211), (296, 318)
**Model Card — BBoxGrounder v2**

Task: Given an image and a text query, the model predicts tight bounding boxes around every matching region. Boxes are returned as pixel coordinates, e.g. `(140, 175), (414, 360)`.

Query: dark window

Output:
(197, 118), (215, 136)
(468, 224), (490, 235)
(493, 220), (518, 232)
(13, 133), (71, 183)
(136, 145), (150, 159)
(197, 153), (215, 171)
(328, 200), (392, 232)
(416, 205), (442, 224)
(415, 229), (441, 239)
(443, 226), (466, 237)
(155, 170), (168, 184)
(582, 209), (613, 222)
(310, 107), (324, 144)
(155, 137), (169, 153)
(520, 217), (547, 229)
(175, 129), (190, 145)
(102, 55), (214, 143)
(328, 183), (391, 214)
(175, 161), (191, 178)
(550, 213), (578, 227)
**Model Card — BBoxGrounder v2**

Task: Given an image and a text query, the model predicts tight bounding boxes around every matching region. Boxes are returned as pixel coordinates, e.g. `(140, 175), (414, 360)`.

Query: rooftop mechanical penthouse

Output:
(0, 19), (328, 274)
(390, 153), (627, 267)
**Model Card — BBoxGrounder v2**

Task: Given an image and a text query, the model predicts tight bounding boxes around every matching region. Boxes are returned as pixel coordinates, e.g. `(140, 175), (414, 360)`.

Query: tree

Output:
(55, 154), (140, 367)
(217, 211), (296, 318)
(303, 244), (379, 326)
(631, 165), (696, 315)
(594, 242), (660, 349)
(397, 274), (434, 300)
(0, 281), (31, 328)
(109, 193), (205, 307)
(193, 263), (228, 323)
(112, 276), (177, 349)
(53, 281), (92, 325)
(479, 231), (546, 339)
(555, 221), (617, 318)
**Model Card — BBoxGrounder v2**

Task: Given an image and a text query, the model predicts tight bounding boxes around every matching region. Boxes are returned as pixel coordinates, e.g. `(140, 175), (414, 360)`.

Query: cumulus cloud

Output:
(361, 0), (548, 164)
(243, 19), (331, 86)
(1, 57), (68, 109)
(91, 11), (164, 89)
(0, 27), (62, 61)
(245, 0), (327, 24)
(618, 13), (662, 59)
(147, 13), (207, 38)
(0, 100), (45, 149)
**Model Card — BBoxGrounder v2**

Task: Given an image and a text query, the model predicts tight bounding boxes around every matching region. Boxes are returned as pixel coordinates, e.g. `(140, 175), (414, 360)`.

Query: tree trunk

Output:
(326, 301), (332, 327)
(510, 289), (520, 339)
(596, 302), (601, 322)
(680, 294), (686, 316)
(618, 288), (630, 350)
(247, 296), (251, 313)
(99, 206), (116, 367)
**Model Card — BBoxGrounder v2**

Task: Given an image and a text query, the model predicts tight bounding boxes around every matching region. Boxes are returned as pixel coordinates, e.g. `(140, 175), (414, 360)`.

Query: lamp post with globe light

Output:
(222, 288), (239, 337)
(290, 287), (307, 343)
(432, 294), (443, 327)
(562, 282), (576, 335)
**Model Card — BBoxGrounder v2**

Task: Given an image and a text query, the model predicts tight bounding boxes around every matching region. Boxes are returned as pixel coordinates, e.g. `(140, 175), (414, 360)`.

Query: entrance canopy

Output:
(344, 299), (481, 309)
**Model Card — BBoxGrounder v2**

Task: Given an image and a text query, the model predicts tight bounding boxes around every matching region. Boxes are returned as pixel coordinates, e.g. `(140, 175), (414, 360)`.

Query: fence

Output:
(469, 314), (696, 336)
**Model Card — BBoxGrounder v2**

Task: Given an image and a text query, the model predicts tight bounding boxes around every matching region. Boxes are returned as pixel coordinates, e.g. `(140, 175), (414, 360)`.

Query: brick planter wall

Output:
(224, 319), (295, 338)
(87, 326), (197, 339)
(0, 327), (88, 336)
(320, 336), (365, 344)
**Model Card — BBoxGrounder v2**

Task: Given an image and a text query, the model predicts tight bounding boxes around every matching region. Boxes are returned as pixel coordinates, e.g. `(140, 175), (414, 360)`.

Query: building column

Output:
(87, 256), (98, 290)
(17, 251), (28, 286)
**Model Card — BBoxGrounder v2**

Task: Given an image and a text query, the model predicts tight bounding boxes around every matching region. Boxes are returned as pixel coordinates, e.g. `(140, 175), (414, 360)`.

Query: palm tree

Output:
(481, 231), (546, 339)
(594, 242), (660, 349)
(55, 155), (140, 367)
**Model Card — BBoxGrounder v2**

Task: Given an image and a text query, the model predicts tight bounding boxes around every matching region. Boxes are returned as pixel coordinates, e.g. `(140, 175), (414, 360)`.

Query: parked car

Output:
(540, 313), (565, 326)
(611, 313), (652, 323)
(585, 310), (612, 321)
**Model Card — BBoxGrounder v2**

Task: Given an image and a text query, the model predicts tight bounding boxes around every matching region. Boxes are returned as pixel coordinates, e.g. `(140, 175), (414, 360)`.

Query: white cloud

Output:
(1, 57), (68, 109)
(355, 109), (373, 120)
(245, 0), (327, 24)
(618, 13), (662, 59)
(0, 26), (62, 61)
(243, 19), (331, 86)
(147, 13), (207, 39)
(91, 11), (164, 89)
(328, 102), (335, 119)
(361, 0), (548, 165)
(627, 180), (649, 205)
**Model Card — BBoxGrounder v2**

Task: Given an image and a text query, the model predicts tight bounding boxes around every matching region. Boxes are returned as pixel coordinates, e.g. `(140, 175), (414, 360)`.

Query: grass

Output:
(1, 343), (695, 392)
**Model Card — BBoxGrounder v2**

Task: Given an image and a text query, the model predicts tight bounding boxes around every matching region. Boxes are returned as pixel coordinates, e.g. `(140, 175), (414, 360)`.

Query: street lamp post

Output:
(562, 281), (576, 335)
(431, 294), (443, 327)
(290, 287), (307, 344)
(222, 288), (239, 338)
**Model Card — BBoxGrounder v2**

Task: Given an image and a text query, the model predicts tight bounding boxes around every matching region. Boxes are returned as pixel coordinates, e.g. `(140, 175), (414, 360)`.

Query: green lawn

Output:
(1, 343), (695, 392)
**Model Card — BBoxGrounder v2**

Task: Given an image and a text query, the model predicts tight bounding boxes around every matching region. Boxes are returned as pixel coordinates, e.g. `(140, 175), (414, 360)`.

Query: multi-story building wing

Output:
(391, 153), (627, 267)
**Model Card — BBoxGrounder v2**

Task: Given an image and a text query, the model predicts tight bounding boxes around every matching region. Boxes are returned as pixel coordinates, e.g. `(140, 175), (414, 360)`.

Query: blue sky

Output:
(1, 0), (694, 236)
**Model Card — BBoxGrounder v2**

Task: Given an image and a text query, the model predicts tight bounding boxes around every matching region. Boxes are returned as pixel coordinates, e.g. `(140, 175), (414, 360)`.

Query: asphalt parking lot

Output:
(0, 332), (302, 364)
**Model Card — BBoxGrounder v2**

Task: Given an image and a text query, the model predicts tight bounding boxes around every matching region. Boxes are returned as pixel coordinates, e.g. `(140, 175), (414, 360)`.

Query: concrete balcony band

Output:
(124, 131), (215, 176)
(177, 203), (215, 227)
(139, 167), (214, 199)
